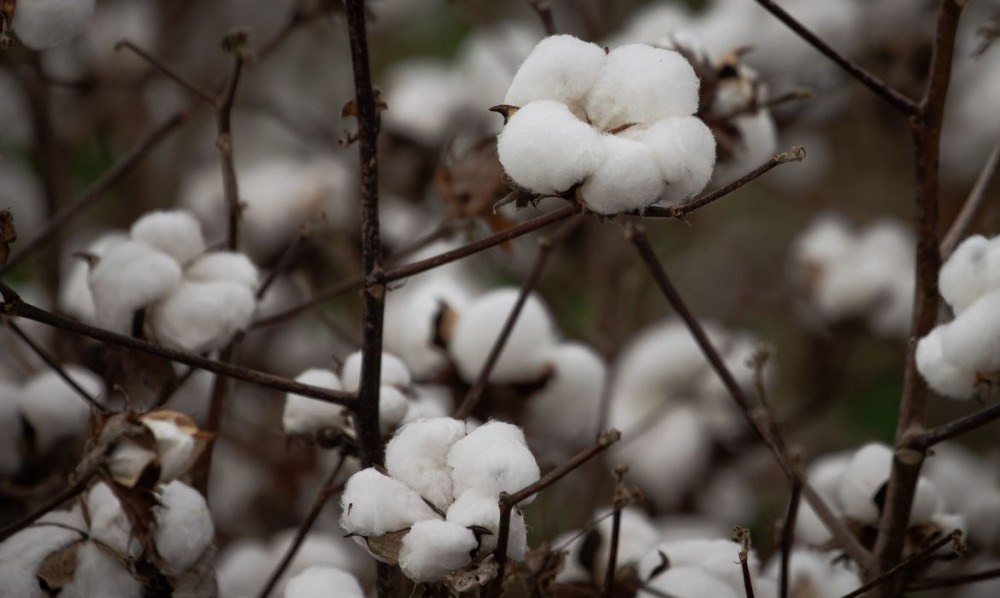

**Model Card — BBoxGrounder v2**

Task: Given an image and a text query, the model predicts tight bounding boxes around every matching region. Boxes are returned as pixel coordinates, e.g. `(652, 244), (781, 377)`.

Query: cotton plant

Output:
(495, 34), (717, 215)
(82, 209), (260, 353)
(607, 318), (761, 508)
(917, 235), (1000, 399)
(338, 418), (539, 585)
(1, 0), (96, 50)
(788, 213), (915, 337)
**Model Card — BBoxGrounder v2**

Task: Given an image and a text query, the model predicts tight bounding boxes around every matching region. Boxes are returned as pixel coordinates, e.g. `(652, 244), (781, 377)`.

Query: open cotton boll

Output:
(89, 240), (183, 334)
(284, 565), (364, 598)
(129, 210), (207, 267)
(791, 214), (854, 271)
(386, 417), (467, 511)
(10, 0), (95, 50)
(339, 468), (439, 538)
(449, 288), (557, 384)
(17, 367), (103, 452)
(640, 566), (739, 598)
(149, 280), (256, 353)
(939, 291), (1000, 377)
(398, 519), (478, 583)
(939, 235), (994, 313)
(639, 538), (757, 595)
(445, 489), (528, 557)
(586, 44), (699, 132)
(184, 252), (259, 289)
(624, 116), (716, 205)
(557, 507), (660, 584)
(910, 478), (944, 524)
(59, 232), (127, 323)
(763, 549), (862, 598)
(714, 110), (777, 183)
(379, 386), (413, 433)
(793, 452), (850, 545)
(497, 100), (605, 195)
(917, 327), (977, 399)
(58, 541), (142, 598)
(503, 35), (607, 110)
(283, 369), (348, 436)
(341, 351), (412, 392)
(153, 482), (214, 575)
(0, 518), (86, 598)
(579, 134), (665, 214)
(447, 421), (541, 504)
(525, 343), (604, 460)
(837, 442), (892, 523)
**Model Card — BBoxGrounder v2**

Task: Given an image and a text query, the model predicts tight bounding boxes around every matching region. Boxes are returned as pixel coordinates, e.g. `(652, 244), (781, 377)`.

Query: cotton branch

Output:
(842, 531), (962, 598)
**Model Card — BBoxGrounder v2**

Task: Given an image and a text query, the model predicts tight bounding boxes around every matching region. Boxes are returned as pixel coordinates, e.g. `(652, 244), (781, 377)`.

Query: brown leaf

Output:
(36, 539), (84, 593)
(1, 208), (16, 266)
(444, 556), (499, 594)
(363, 528), (410, 563)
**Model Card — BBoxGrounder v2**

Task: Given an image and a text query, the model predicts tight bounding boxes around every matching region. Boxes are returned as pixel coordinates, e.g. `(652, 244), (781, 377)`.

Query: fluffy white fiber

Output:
(339, 468), (439, 538)
(283, 369), (348, 436)
(557, 507), (660, 584)
(579, 134), (663, 214)
(448, 288), (557, 384)
(446, 421), (541, 504)
(17, 367), (104, 452)
(385, 417), (467, 510)
(398, 520), (478, 583)
(940, 292), (1000, 376)
(59, 542), (142, 598)
(503, 35), (607, 110)
(149, 280), (256, 353)
(11, 0), (96, 50)
(624, 117), (717, 205)
(184, 251), (259, 288)
(60, 232), (128, 323)
(153, 481), (214, 575)
(639, 538), (757, 595)
(88, 240), (182, 334)
(763, 549), (862, 598)
(445, 489), (528, 558)
(341, 351), (412, 392)
(283, 566), (364, 598)
(129, 210), (207, 267)
(641, 567), (740, 598)
(917, 327), (977, 399)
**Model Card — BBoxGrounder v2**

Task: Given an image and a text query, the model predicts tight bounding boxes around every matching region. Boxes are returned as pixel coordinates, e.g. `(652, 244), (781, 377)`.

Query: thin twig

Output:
(115, 40), (215, 104)
(257, 454), (348, 598)
(0, 465), (99, 542)
(908, 565), (1000, 592)
(257, 229), (309, 300)
(734, 527), (756, 598)
(779, 478), (802, 598)
(913, 399), (1000, 449)
(751, 0), (919, 115)
(602, 507), (622, 597)
(842, 531), (960, 598)
(940, 140), (1000, 258)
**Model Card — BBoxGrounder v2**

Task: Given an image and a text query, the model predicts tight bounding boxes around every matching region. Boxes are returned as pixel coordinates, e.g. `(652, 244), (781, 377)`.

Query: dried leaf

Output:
(444, 556), (499, 594)
(363, 528), (410, 563)
(1, 208), (16, 266)
(36, 539), (84, 592)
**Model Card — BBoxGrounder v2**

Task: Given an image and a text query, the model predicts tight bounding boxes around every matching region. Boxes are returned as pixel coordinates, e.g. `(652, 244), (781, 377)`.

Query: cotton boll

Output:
(910, 478), (944, 524)
(445, 489), (528, 558)
(341, 351), (412, 392)
(59, 541), (142, 598)
(185, 252), (259, 289)
(940, 236), (994, 313)
(129, 210), (207, 267)
(11, 0), (95, 50)
(503, 35), (607, 110)
(339, 468), (439, 538)
(449, 288), (558, 384)
(89, 240), (183, 334)
(383, 60), (464, 146)
(447, 421), (541, 504)
(59, 232), (128, 323)
(794, 453), (849, 546)
(215, 539), (273, 598)
(940, 291), (1000, 376)
(497, 99), (605, 195)
(586, 44), (699, 132)
(154, 482), (214, 574)
(398, 519), (478, 582)
(386, 417), (467, 510)
(579, 134), (665, 214)
(149, 280), (256, 353)
(17, 367), (103, 452)
(917, 327), (977, 400)
(837, 443), (892, 524)
(640, 566), (739, 598)
(557, 507), (660, 584)
(791, 215), (854, 273)
(0, 520), (85, 598)
(639, 538), (757, 595)
(763, 549), (862, 598)
(282, 369), (349, 436)
(269, 529), (371, 588)
(283, 565), (364, 598)
(624, 116), (716, 205)
(714, 110), (778, 183)
(457, 22), (541, 110)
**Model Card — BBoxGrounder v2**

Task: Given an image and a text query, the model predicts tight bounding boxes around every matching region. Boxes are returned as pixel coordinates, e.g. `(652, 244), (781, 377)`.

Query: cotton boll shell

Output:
(154, 482), (214, 575)
(449, 288), (557, 384)
(917, 327), (977, 400)
(525, 343), (605, 461)
(579, 134), (665, 214)
(283, 566), (364, 598)
(837, 443), (892, 524)
(185, 252), (259, 289)
(89, 240), (183, 334)
(398, 520), (477, 583)
(11, 0), (95, 50)
(497, 99), (605, 196)
(129, 210), (207, 267)
(940, 291), (1000, 376)
(503, 35), (607, 110)
(624, 116), (716, 205)
(339, 468), (439, 538)
(447, 421), (541, 504)
(341, 351), (412, 392)
(283, 369), (349, 436)
(17, 367), (104, 452)
(59, 541), (142, 598)
(149, 280), (256, 353)
(640, 566), (739, 598)
(586, 44), (699, 132)
(386, 417), (467, 511)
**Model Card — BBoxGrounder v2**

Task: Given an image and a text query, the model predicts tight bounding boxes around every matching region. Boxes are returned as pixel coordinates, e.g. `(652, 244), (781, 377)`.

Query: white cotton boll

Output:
(283, 565), (364, 598)
(791, 215), (854, 273)
(586, 44), (699, 132)
(402, 385), (453, 424)
(129, 210), (207, 267)
(794, 453), (849, 545)
(917, 327), (977, 400)
(939, 235), (992, 313)
(503, 35), (607, 110)
(0, 384), (23, 476)
(383, 60), (465, 146)
(639, 538), (757, 595)
(966, 492), (1000, 549)
(17, 367), (103, 452)
(59, 541), (142, 598)
(59, 232), (128, 323)
(398, 519), (478, 583)
(910, 478), (944, 524)
(940, 291), (1000, 376)
(89, 240), (183, 334)
(283, 369), (348, 436)
(149, 280), (256, 353)
(579, 134), (665, 214)
(386, 417), (467, 511)
(341, 351), (412, 392)
(640, 566), (739, 598)
(497, 99), (605, 195)
(449, 288), (558, 384)
(624, 116), (716, 205)
(445, 489), (524, 554)
(154, 481), (214, 575)
(0, 520), (85, 598)
(269, 529), (371, 588)
(714, 110), (777, 183)
(11, 0), (95, 50)
(447, 421), (541, 504)
(837, 442), (892, 523)
(763, 549), (862, 598)
(185, 252), (259, 289)
(215, 539), (272, 598)
(339, 468), (439, 538)
(525, 343), (604, 461)
(557, 507), (660, 584)
(379, 386), (411, 432)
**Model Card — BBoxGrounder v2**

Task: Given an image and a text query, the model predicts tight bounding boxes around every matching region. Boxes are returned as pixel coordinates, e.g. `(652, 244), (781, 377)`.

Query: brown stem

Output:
(115, 40), (215, 104)
(844, 531), (960, 598)
(751, 0), (919, 115)
(602, 500), (623, 597)
(913, 399), (1000, 449)
(940, 140), (1000, 259)
(0, 465), (98, 542)
(907, 565), (1000, 592)
(779, 478), (802, 598)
